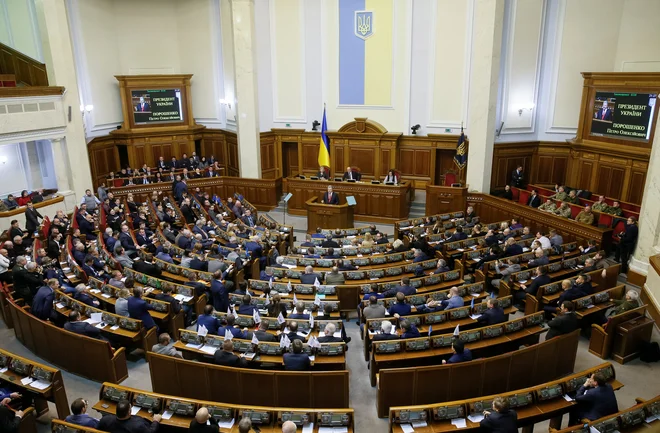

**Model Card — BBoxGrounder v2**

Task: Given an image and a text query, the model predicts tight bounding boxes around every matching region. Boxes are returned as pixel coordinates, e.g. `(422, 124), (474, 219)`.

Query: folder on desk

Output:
(346, 196), (357, 206)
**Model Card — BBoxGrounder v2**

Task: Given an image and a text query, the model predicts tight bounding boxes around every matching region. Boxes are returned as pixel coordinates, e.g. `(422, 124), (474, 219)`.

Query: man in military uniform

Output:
(575, 206), (595, 225)
(606, 201), (624, 217)
(538, 199), (557, 213)
(551, 186), (568, 201)
(554, 202), (572, 218)
(565, 190), (580, 204)
(591, 195), (609, 212)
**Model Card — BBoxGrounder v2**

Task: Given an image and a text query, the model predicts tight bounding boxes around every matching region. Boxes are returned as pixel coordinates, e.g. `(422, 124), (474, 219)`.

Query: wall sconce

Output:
(0, 156), (7, 164)
(517, 104), (535, 116)
(219, 99), (232, 110)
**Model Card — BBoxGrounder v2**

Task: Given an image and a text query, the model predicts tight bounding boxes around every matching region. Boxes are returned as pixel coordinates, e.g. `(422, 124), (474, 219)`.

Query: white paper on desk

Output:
(185, 343), (203, 349)
(645, 415), (659, 423)
(102, 294), (111, 298)
(131, 407), (141, 415)
(181, 296), (192, 302)
(318, 427), (348, 433)
(110, 325), (120, 330)
(56, 303), (65, 309)
(20, 377), (34, 385)
(200, 345), (217, 355)
(308, 355), (315, 362)
(399, 424), (415, 433)
(198, 324), (208, 337)
(302, 422), (314, 433)
(333, 331), (342, 338)
(282, 263), (297, 269)
(457, 248), (465, 252)
(0, 367), (8, 373)
(62, 267), (70, 272)
(90, 289), (101, 294)
(173, 294), (185, 301)
(472, 293), (480, 297)
(522, 247), (530, 252)
(451, 418), (467, 428)
(83, 319), (96, 324)
(467, 414), (484, 423)
(473, 258), (481, 262)
(30, 379), (51, 390)
(161, 410), (173, 420)
(586, 304), (595, 309)
(95, 323), (105, 329)
(90, 312), (103, 322)
(563, 394), (574, 402)
(589, 427), (600, 433)
(412, 421), (428, 428)
(518, 280), (528, 284)
(218, 418), (235, 429)
(470, 314), (482, 320)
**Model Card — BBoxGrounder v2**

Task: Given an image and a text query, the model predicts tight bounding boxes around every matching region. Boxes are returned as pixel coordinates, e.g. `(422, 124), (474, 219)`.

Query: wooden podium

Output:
(305, 197), (354, 233)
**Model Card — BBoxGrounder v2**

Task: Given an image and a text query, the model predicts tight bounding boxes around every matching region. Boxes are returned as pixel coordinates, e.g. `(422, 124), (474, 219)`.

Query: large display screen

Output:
(131, 89), (184, 125)
(590, 91), (657, 142)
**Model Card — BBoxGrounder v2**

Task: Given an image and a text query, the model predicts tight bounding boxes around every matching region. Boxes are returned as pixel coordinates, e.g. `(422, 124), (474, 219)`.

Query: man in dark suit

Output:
(0, 402), (23, 433)
(317, 323), (343, 343)
(197, 305), (222, 335)
(447, 226), (468, 242)
(24, 202), (42, 235)
(594, 101), (613, 121)
(300, 266), (322, 285)
(74, 283), (101, 307)
(189, 408), (219, 433)
(477, 298), (507, 326)
(321, 235), (340, 249)
(285, 321), (306, 343)
(322, 186), (339, 204)
(502, 238), (523, 257)
(388, 293), (412, 317)
(615, 216), (638, 274)
(250, 320), (277, 342)
(481, 397), (518, 433)
(136, 97), (150, 112)
(283, 339), (310, 370)
(211, 270), (231, 313)
(127, 287), (157, 330)
(571, 373), (618, 424)
(288, 303), (310, 321)
(241, 209), (256, 227)
(64, 311), (102, 339)
(511, 165), (524, 188)
(431, 259), (450, 275)
(527, 190), (541, 208)
(373, 321), (399, 341)
(32, 278), (58, 321)
(98, 399), (161, 432)
(443, 339), (472, 364)
(132, 254), (162, 278)
(213, 340), (248, 367)
(382, 277), (416, 298)
(546, 301), (578, 339)
(12, 257), (43, 304)
(237, 294), (257, 316)
(342, 167), (361, 181)
(514, 266), (551, 305)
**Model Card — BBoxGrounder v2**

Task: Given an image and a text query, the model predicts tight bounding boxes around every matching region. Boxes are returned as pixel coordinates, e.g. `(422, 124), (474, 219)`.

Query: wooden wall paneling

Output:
(628, 165), (647, 204)
(380, 149), (391, 177)
(0, 42), (49, 85)
(259, 132), (277, 179)
(348, 145), (376, 176)
(302, 143), (320, 173)
(490, 142), (536, 191)
(333, 146), (345, 177)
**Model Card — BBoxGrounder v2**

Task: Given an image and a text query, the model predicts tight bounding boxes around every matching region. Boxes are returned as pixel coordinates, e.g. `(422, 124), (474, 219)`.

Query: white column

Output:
(465, 0), (505, 192)
(230, 0), (262, 178)
(33, 0), (92, 197)
(630, 111), (660, 275)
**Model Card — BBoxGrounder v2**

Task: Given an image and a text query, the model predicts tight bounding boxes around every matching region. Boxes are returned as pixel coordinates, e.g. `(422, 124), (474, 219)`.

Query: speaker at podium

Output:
(305, 196), (355, 233)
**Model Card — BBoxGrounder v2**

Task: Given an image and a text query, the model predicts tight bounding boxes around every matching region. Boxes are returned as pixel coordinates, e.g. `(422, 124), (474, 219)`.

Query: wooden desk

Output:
(284, 177), (412, 223)
(612, 316), (654, 364)
(305, 197), (354, 232)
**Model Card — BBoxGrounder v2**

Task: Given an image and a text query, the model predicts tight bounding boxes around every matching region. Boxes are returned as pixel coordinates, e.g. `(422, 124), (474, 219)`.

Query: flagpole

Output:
(459, 121), (465, 185)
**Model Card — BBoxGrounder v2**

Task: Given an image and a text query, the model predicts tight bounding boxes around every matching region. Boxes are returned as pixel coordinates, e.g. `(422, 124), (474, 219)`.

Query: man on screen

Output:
(136, 96), (151, 112)
(322, 186), (339, 205)
(594, 100), (612, 121)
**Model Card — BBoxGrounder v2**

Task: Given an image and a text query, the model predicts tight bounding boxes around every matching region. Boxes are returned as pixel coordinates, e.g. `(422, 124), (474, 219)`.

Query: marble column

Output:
(34, 0), (92, 197)
(229, 0), (262, 178)
(465, 0), (505, 192)
(49, 137), (77, 212)
(630, 109), (660, 275)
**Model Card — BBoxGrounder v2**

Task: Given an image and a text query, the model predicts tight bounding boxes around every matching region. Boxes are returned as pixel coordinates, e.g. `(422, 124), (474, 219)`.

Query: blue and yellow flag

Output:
(453, 126), (467, 170)
(318, 108), (330, 168)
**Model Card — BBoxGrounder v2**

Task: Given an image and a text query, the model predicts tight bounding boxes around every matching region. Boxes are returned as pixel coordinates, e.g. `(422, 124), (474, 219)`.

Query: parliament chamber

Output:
(2, 1), (660, 432)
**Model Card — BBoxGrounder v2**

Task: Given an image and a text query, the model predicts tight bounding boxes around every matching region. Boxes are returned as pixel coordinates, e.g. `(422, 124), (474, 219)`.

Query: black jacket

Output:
(132, 260), (162, 278)
(524, 274), (551, 296)
(213, 350), (247, 368)
(64, 321), (102, 339)
(189, 418), (219, 433)
(283, 352), (311, 371)
(97, 414), (160, 433)
(527, 194), (541, 208)
(477, 307), (507, 326)
(546, 312), (578, 339)
(480, 409), (518, 433)
(0, 405), (20, 433)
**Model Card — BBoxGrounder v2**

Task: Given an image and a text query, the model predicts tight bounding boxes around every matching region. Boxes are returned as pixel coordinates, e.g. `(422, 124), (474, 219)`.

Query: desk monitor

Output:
(459, 330), (481, 343)
(507, 393), (533, 408)
(374, 341), (401, 354)
(525, 312), (544, 327)
(310, 176), (319, 180)
(483, 325), (504, 339)
(369, 270), (385, 279)
(240, 410), (270, 425)
(133, 394), (161, 412)
(455, 286), (467, 297)
(432, 405), (464, 421)
(319, 412), (350, 426)
(233, 340), (254, 353)
(316, 285), (336, 295)
(425, 274), (442, 286)
(180, 330), (204, 346)
(472, 302), (488, 315)
(619, 408), (645, 428)
(279, 411), (311, 426)
(537, 384), (563, 401)
(0, 353), (10, 368)
(450, 307), (470, 320)
(575, 297), (594, 310)
(504, 318), (524, 333)
(89, 278), (104, 291)
(258, 343), (284, 356)
(371, 180), (381, 184)
(372, 256), (387, 266)
(299, 175), (306, 179)
(410, 279), (423, 289)
(9, 358), (31, 376)
(31, 366), (53, 383)
(205, 335), (223, 348)
(235, 315), (256, 328)
(468, 283), (484, 294)
(425, 312), (446, 324)
(594, 292), (610, 304)
(548, 262), (562, 273)
(564, 375), (589, 394)
(646, 401), (660, 417)
(470, 399), (494, 414)
(317, 344), (344, 356)
(516, 271), (531, 282)
(592, 417), (620, 433)
(334, 177), (343, 182)
(407, 295), (426, 306)
(597, 364), (615, 381)
(120, 318), (140, 331)
(103, 386), (129, 402)
(207, 406), (233, 422)
(544, 283), (561, 295)
(101, 285), (114, 297)
(444, 270), (460, 281)
(168, 400), (195, 416)
(294, 284), (314, 295)
(147, 299), (168, 312)
(406, 315), (422, 326)
(394, 409), (427, 423)
(346, 179), (357, 183)
(563, 258), (577, 269)
(405, 338), (430, 351)
(499, 297), (513, 309)
(429, 291), (448, 302)
(431, 335), (454, 348)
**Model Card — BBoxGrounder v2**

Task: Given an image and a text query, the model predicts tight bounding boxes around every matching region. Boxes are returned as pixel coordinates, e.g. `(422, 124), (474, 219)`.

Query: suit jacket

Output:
(133, 260), (162, 278)
(154, 293), (181, 315)
(119, 232), (136, 250)
(595, 108), (613, 121)
(477, 307), (507, 326)
(480, 409), (518, 433)
(447, 348), (472, 363)
(31, 286), (55, 320)
(511, 169), (524, 187)
(388, 302), (411, 316)
(323, 192), (339, 205)
(321, 239), (340, 248)
(213, 350), (247, 367)
(241, 215), (256, 227)
(210, 279), (229, 313)
(25, 207), (42, 233)
(197, 314), (221, 335)
(252, 330), (277, 342)
(97, 414), (159, 433)
(546, 312), (578, 339)
(237, 304), (257, 316)
(575, 384), (618, 421)
(283, 352), (310, 370)
(503, 244), (523, 257)
(318, 335), (343, 343)
(524, 274), (551, 296)
(127, 296), (156, 329)
(621, 224), (638, 247)
(0, 405), (20, 433)
(64, 321), (102, 339)
(373, 333), (399, 341)
(300, 273), (322, 285)
(342, 171), (361, 181)
(527, 195), (541, 208)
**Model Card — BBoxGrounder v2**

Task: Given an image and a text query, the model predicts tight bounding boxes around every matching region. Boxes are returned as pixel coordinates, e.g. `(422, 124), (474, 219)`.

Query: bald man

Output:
(238, 418), (252, 433)
(189, 407), (218, 433)
(282, 420), (297, 433)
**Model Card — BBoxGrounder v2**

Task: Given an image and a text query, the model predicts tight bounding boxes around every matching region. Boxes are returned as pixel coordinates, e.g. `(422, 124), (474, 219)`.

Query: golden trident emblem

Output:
(357, 14), (371, 36)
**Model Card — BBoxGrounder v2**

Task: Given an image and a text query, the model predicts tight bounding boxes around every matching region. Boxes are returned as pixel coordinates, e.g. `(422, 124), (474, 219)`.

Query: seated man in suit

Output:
(321, 235), (340, 249)
(73, 283), (100, 308)
(431, 259), (450, 275)
(382, 277), (416, 298)
(251, 320), (277, 342)
(442, 339), (472, 364)
(321, 185), (339, 204)
(152, 333), (183, 359)
(214, 339), (248, 367)
(570, 373), (618, 424)
(289, 302), (310, 320)
(545, 301), (578, 339)
(132, 253), (162, 278)
(477, 298), (507, 326)
(491, 258), (521, 293)
(283, 339), (311, 371)
(237, 294), (257, 316)
(127, 287), (157, 330)
(426, 286), (464, 312)
(527, 190), (541, 208)
(317, 323), (343, 343)
(284, 321), (306, 343)
(221, 315), (247, 339)
(304, 247), (321, 259)
(64, 311), (103, 339)
(32, 278), (59, 322)
(448, 226), (467, 242)
(399, 319), (420, 339)
(502, 237), (523, 257)
(300, 235), (315, 248)
(480, 397), (518, 433)
(342, 166), (361, 181)
(241, 209), (257, 227)
(65, 398), (100, 429)
(197, 305), (222, 335)
(388, 292), (412, 317)
(98, 399), (162, 432)
(300, 265), (322, 285)
(372, 320), (399, 341)
(324, 266), (345, 285)
(528, 248), (549, 267)
(412, 248), (429, 263)
(514, 266), (551, 306)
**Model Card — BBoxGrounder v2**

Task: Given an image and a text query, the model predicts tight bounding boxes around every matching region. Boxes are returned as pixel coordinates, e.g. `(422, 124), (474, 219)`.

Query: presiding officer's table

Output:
(284, 177), (412, 223)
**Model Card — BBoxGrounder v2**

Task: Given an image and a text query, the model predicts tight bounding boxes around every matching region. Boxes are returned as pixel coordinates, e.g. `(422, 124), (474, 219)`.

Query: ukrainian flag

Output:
(318, 107), (330, 168)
